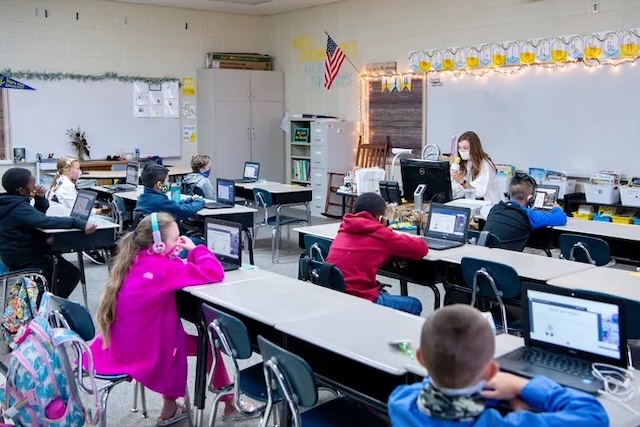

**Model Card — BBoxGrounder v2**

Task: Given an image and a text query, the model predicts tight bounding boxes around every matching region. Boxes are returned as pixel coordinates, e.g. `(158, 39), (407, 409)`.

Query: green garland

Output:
(0, 69), (179, 84)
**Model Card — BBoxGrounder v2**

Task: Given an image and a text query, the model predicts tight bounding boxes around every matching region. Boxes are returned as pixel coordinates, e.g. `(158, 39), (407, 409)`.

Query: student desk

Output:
(49, 166), (191, 181)
(92, 188), (258, 264)
(235, 181), (313, 206)
(336, 189), (358, 217)
(39, 203), (119, 306)
(275, 303), (424, 408)
(547, 267), (640, 302)
(177, 269), (369, 427)
(405, 334), (640, 427)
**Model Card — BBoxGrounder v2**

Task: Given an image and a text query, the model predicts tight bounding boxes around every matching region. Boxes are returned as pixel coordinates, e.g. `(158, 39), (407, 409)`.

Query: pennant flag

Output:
(324, 35), (346, 90)
(0, 75), (35, 90)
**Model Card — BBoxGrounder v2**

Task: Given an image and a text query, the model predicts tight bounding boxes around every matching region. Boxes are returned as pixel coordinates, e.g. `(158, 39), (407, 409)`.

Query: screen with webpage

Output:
(428, 208), (467, 237)
(206, 223), (240, 259)
(527, 289), (620, 359)
(244, 163), (259, 179)
(217, 181), (234, 203)
(126, 165), (139, 185)
(73, 193), (94, 218)
(533, 188), (557, 209)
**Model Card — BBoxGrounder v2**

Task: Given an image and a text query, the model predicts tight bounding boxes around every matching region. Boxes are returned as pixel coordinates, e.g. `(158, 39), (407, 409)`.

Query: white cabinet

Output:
(287, 119), (356, 216)
(196, 69), (284, 183)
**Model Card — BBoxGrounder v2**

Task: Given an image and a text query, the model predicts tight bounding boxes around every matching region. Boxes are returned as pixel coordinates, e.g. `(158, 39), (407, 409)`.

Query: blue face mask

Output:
(200, 169), (211, 178)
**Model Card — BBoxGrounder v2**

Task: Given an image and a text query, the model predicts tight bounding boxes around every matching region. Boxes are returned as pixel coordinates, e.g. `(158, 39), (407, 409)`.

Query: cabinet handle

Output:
(252, 128), (256, 140)
(251, 89), (255, 98)
(247, 127), (251, 141)
(246, 89), (250, 98)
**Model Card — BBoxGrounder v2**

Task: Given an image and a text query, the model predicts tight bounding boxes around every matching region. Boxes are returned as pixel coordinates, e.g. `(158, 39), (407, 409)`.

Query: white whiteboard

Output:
(8, 79), (181, 162)
(426, 64), (640, 177)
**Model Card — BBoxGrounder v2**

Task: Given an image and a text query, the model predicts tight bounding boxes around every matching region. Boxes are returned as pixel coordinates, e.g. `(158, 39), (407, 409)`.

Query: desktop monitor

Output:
(400, 158), (452, 204)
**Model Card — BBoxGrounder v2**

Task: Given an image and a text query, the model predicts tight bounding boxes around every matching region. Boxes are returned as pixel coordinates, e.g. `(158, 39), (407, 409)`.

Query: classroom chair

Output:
(559, 233), (612, 266)
(182, 182), (205, 197)
(201, 304), (271, 426)
(323, 136), (389, 219)
(298, 257), (346, 293)
(0, 258), (48, 322)
(253, 188), (309, 263)
(257, 336), (388, 427)
(467, 230), (502, 248)
(460, 257), (522, 335)
(46, 295), (169, 427)
(303, 235), (332, 261)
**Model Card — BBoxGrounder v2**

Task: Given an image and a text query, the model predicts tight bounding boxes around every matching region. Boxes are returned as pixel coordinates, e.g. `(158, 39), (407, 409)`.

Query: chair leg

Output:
(139, 383), (148, 418)
(184, 386), (194, 427)
(132, 380), (139, 412)
(271, 228), (277, 264)
(99, 387), (113, 427)
(207, 392), (227, 427)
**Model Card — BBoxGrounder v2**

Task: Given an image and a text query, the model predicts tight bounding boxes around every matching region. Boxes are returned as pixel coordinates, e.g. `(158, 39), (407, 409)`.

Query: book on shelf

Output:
(292, 159), (310, 182)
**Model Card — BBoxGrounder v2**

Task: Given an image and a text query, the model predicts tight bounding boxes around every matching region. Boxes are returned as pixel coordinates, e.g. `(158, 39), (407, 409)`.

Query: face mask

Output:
(160, 183), (170, 194)
(459, 150), (471, 161)
(72, 170), (82, 180)
(200, 169), (211, 178)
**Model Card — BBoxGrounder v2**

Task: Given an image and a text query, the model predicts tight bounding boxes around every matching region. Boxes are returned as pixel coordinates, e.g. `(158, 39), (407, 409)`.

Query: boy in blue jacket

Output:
(483, 173), (567, 251)
(388, 304), (607, 427)
(134, 164), (205, 220)
(0, 167), (97, 298)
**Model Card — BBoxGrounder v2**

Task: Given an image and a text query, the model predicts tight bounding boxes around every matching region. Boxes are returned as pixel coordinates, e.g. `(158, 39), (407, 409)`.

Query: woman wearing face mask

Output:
(451, 131), (503, 204)
(182, 154), (215, 199)
(50, 156), (82, 208)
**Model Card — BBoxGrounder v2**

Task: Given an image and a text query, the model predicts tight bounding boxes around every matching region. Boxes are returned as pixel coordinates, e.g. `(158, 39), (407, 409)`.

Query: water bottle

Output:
(170, 184), (181, 202)
(134, 147), (140, 159)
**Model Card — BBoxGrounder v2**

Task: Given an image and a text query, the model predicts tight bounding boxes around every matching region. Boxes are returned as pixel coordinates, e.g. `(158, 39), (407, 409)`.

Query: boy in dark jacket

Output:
(326, 192), (428, 315)
(483, 173), (567, 251)
(0, 167), (97, 298)
(135, 164), (205, 220)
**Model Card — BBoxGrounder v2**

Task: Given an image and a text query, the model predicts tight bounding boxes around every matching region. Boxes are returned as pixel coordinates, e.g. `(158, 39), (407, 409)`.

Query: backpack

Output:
(0, 293), (100, 426)
(1, 277), (42, 349)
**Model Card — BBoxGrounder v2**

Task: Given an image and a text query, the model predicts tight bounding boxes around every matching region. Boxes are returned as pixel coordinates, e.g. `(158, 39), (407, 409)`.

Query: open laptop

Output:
(532, 185), (560, 210)
(422, 203), (471, 250)
(71, 190), (98, 221)
(234, 162), (260, 184)
(104, 162), (139, 192)
(203, 178), (235, 209)
(496, 282), (627, 394)
(205, 218), (242, 271)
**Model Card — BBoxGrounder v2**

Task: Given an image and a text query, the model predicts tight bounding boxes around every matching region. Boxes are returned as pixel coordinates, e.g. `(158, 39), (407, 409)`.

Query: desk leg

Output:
(245, 228), (255, 265)
(400, 280), (408, 296)
(77, 252), (88, 309)
(341, 196), (347, 217)
(51, 256), (59, 296)
(193, 320), (208, 427)
(305, 202), (311, 225)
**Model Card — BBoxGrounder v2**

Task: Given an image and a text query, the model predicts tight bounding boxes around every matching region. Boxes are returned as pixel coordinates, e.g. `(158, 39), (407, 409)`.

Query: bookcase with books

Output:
(290, 121), (312, 184)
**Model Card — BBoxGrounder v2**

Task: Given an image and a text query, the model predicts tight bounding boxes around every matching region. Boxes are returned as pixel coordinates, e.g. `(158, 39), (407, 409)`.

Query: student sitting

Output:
(483, 173), (567, 251)
(388, 304), (608, 426)
(183, 154), (215, 199)
(135, 164), (205, 221)
(50, 156), (81, 208)
(92, 213), (252, 425)
(0, 167), (97, 298)
(326, 192), (428, 315)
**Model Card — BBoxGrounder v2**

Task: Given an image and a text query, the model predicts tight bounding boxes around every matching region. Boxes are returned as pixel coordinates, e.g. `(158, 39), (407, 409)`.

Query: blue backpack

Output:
(0, 293), (100, 426)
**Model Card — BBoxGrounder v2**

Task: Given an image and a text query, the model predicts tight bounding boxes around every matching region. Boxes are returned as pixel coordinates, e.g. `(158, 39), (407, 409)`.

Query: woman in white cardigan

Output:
(450, 131), (503, 204)
(50, 156), (81, 208)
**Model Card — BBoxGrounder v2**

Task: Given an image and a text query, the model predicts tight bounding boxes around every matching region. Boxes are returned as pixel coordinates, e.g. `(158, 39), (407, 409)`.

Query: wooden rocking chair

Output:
(322, 136), (389, 218)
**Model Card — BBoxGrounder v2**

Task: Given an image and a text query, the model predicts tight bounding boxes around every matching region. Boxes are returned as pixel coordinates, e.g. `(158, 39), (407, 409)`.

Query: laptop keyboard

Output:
(220, 261), (239, 271)
(424, 237), (456, 247)
(505, 347), (593, 377)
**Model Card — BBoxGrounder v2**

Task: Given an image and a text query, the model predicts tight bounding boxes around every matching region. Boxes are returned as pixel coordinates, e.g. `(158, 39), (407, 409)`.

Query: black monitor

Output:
(400, 158), (452, 204)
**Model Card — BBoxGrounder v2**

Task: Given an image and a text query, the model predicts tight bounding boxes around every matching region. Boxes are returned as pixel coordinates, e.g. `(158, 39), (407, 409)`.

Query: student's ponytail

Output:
(50, 156), (77, 191)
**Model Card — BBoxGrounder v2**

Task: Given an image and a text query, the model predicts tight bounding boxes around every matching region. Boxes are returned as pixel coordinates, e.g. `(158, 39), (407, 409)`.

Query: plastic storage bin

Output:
(612, 215), (634, 224)
(592, 214), (612, 222)
(572, 212), (593, 220)
(584, 183), (620, 204)
(633, 218), (640, 226)
(620, 186), (640, 208)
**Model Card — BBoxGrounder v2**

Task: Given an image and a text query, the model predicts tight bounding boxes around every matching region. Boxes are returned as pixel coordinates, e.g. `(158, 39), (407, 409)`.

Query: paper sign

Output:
(183, 125), (197, 143)
(164, 99), (179, 118)
(163, 81), (179, 99)
(134, 105), (149, 117)
(150, 104), (163, 118)
(149, 92), (162, 105)
(182, 77), (195, 96)
(182, 101), (196, 119)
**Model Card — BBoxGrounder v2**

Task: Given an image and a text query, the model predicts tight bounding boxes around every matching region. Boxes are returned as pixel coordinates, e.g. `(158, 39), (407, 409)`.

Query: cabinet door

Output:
(214, 69), (251, 102)
(250, 100), (284, 182)
(215, 101), (251, 180)
(250, 71), (283, 102)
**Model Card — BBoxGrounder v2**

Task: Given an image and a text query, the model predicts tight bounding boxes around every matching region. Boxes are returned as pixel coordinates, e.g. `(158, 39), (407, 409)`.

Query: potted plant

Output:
(66, 126), (90, 161)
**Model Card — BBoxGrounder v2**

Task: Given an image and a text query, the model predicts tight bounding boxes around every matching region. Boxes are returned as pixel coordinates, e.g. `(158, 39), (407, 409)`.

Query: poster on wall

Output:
(133, 80), (180, 118)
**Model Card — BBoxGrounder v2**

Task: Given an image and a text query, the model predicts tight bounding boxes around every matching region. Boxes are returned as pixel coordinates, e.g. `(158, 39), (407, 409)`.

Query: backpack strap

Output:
(298, 256), (312, 281)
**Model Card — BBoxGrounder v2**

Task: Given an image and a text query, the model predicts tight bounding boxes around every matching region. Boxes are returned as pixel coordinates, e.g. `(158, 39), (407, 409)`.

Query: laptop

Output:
(203, 178), (235, 209)
(70, 190), (98, 221)
(496, 283), (627, 394)
(532, 185), (560, 210)
(234, 162), (260, 183)
(205, 218), (242, 271)
(422, 203), (471, 250)
(104, 162), (139, 192)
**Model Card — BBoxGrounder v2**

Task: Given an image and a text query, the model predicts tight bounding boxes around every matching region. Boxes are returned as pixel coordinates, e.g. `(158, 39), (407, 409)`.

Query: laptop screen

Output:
(533, 185), (558, 209)
(243, 162), (260, 180)
(426, 205), (469, 240)
(206, 220), (241, 262)
(71, 190), (96, 220)
(526, 288), (621, 360)
(126, 162), (139, 186)
(216, 179), (235, 204)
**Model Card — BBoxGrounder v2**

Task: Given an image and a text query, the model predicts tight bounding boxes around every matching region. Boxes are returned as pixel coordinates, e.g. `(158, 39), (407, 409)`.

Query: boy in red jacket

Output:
(326, 192), (428, 315)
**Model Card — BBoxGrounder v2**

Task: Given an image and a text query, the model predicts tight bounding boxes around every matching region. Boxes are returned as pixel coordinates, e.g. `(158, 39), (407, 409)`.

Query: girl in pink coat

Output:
(91, 212), (236, 425)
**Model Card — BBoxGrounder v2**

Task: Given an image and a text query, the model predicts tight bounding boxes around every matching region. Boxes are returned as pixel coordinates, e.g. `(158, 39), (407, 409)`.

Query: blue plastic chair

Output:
(257, 336), (387, 427)
(467, 230), (502, 248)
(298, 257), (346, 293)
(461, 257), (522, 334)
(202, 304), (272, 426)
(303, 235), (332, 261)
(559, 233), (611, 266)
(253, 188), (309, 263)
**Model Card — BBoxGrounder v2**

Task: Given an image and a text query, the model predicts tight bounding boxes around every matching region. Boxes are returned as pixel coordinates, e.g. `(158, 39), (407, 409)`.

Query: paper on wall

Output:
(164, 99), (179, 118)
(149, 92), (162, 105)
(163, 81), (179, 99)
(134, 105), (149, 117)
(183, 125), (197, 143)
(182, 101), (196, 119)
(134, 92), (149, 106)
(149, 104), (164, 118)
(181, 77), (195, 96)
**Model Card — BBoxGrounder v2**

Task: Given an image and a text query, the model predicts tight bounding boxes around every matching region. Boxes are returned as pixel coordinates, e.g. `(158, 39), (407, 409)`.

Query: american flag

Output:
(324, 35), (346, 90)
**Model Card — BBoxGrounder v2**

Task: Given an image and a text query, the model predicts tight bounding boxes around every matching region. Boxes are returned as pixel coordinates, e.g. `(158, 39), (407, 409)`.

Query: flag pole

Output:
(324, 31), (360, 75)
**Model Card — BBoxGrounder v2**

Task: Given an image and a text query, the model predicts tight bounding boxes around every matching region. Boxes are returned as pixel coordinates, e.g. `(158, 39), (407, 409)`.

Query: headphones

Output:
(150, 213), (166, 254)
(510, 172), (537, 207)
